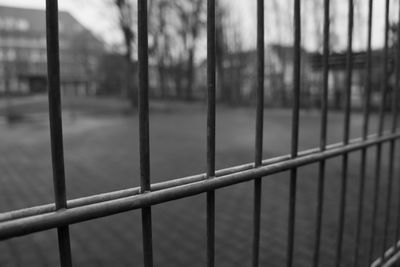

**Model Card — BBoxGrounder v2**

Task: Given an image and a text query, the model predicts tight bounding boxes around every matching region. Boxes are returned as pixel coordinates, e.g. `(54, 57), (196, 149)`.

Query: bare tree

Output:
(112, 0), (210, 102)
(114, 0), (138, 107)
(148, 0), (178, 99)
(270, 0), (289, 107)
(152, 0), (169, 98)
(173, 0), (206, 101)
(223, 17), (244, 105)
(215, 1), (244, 105)
(216, 0), (228, 103)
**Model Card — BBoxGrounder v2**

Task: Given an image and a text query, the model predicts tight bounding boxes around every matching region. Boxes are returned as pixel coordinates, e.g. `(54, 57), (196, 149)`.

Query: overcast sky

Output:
(0, 0), (117, 44)
(0, 0), (249, 44)
(0, 0), (395, 52)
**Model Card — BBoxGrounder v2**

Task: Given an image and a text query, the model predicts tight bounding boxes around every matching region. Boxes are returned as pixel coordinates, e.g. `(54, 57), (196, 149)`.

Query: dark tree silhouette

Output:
(114, 0), (138, 107)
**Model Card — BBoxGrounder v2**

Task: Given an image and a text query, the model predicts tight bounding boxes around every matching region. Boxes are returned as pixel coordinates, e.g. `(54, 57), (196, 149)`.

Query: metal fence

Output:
(0, 0), (400, 266)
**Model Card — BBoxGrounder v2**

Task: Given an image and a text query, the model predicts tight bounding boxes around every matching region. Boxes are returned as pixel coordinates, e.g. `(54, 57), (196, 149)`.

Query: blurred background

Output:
(0, 0), (400, 266)
(0, 0), (398, 109)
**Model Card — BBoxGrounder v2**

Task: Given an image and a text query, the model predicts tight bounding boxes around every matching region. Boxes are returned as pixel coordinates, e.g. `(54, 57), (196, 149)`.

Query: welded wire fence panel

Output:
(0, 0), (400, 266)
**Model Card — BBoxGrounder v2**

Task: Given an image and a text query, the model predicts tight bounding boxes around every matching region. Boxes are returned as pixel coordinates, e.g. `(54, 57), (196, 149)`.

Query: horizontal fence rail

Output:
(1, 0), (400, 266)
(0, 132), (399, 240)
(0, 139), (358, 222)
(0, 135), (383, 221)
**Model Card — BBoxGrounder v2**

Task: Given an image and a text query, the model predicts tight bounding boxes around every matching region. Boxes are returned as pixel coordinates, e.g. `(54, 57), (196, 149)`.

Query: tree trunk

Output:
(216, 35), (229, 104)
(186, 49), (195, 101)
(174, 62), (184, 99)
(123, 33), (138, 108)
(158, 60), (166, 99)
(127, 61), (138, 108)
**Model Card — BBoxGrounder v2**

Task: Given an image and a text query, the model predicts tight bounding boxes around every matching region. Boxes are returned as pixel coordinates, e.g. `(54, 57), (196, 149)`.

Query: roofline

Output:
(0, 4), (69, 15)
(0, 4), (105, 47)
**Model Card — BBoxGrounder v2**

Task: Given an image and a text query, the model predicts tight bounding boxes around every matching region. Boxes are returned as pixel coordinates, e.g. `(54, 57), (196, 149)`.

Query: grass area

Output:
(0, 97), (399, 266)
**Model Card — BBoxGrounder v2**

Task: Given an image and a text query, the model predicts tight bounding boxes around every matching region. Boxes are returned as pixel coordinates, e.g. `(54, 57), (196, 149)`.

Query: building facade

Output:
(0, 5), (104, 96)
(310, 50), (395, 110)
(194, 44), (317, 106)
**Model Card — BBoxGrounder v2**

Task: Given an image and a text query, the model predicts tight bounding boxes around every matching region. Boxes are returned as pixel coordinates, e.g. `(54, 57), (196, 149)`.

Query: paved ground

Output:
(0, 98), (399, 266)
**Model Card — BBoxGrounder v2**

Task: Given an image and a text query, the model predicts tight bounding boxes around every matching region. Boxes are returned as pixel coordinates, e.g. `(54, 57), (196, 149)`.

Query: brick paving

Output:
(0, 106), (399, 266)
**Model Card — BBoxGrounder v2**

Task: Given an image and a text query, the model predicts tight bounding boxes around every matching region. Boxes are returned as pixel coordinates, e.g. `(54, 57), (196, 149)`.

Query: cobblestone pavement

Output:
(0, 107), (399, 267)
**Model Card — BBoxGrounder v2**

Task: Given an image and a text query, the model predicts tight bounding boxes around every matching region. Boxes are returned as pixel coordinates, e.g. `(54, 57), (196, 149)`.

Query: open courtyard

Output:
(0, 97), (399, 266)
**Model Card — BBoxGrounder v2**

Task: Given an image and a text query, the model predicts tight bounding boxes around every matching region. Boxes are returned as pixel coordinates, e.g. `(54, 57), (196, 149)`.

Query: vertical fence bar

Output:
(286, 1), (301, 266)
(138, 1), (153, 266)
(312, 1), (329, 266)
(335, 0), (353, 266)
(45, 1), (72, 266)
(381, 0), (393, 261)
(394, 1), (400, 251)
(353, 0), (373, 266)
(368, 0), (389, 263)
(207, 0), (216, 266)
(252, 0), (264, 266)
(368, 141), (382, 264)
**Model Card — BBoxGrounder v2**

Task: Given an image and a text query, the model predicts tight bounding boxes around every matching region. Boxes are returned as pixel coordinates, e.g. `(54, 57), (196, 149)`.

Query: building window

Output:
(30, 50), (42, 62)
(5, 49), (16, 61)
(0, 17), (30, 31)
